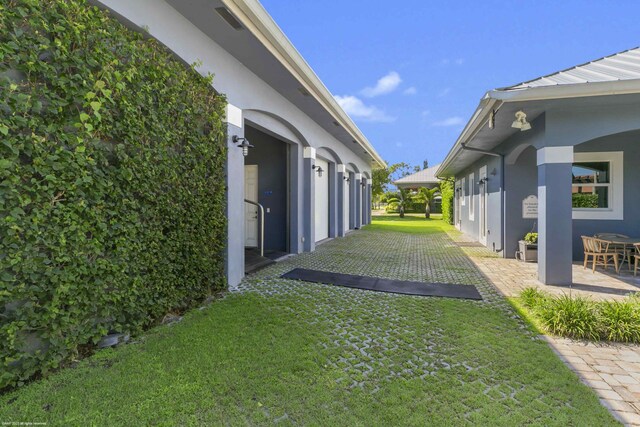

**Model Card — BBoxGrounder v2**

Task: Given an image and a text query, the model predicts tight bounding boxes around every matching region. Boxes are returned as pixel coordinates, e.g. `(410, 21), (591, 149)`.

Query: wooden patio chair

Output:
(595, 233), (632, 271)
(634, 243), (640, 277)
(581, 236), (619, 273)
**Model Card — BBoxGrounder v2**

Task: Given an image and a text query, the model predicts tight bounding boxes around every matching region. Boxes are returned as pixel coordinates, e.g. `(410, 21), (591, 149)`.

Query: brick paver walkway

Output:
(450, 229), (640, 425)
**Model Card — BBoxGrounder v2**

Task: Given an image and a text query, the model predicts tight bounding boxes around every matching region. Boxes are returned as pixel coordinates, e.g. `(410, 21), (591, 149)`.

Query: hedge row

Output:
(440, 180), (454, 225)
(0, 0), (227, 388)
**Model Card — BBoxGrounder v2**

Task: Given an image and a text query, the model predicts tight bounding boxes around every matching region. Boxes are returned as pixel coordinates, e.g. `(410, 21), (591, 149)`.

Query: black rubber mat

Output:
(281, 268), (482, 300)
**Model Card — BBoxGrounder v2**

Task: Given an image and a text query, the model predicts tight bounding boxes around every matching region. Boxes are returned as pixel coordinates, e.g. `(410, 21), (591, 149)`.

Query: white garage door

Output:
(314, 158), (329, 242)
(343, 175), (350, 231)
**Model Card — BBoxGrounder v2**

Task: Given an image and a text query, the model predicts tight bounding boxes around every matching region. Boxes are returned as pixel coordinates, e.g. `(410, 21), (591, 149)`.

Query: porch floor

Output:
(471, 251), (640, 301)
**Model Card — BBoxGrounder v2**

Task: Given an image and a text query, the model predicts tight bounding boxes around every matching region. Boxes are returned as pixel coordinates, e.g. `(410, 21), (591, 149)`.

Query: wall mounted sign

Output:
(522, 195), (538, 219)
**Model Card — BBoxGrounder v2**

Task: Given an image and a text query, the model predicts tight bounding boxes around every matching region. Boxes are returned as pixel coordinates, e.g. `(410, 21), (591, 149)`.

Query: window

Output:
(461, 177), (466, 206)
(468, 172), (474, 221)
(572, 152), (623, 220)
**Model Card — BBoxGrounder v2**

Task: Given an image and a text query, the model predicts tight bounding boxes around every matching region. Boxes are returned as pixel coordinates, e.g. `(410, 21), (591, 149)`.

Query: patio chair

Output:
(595, 233), (633, 271)
(634, 243), (640, 277)
(581, 236), (619, 273)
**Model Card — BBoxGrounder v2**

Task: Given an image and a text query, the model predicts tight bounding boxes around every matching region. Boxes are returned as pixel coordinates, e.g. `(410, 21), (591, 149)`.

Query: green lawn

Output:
(0, 216), (617, 426)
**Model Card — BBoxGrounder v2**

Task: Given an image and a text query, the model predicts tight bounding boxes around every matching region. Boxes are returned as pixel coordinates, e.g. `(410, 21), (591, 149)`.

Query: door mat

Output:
(281, 268), (482, 300)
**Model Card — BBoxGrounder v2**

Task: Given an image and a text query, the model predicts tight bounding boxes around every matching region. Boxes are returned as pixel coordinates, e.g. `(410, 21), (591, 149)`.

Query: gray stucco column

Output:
(537, 146), (573, 285)
(355, 173), (362, 229)
(303, 147), (316, 252)
(224, 104), (245, 289)
(337, 164), (346, 236)
(366, 183), (372, 224)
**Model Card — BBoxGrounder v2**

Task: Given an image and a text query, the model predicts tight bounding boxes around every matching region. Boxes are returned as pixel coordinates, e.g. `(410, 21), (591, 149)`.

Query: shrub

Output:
(598, 300), (640, 343)
(520, 287), (548, 310)
(536, 295), (600, 340)
(572, 193), (598, 208)
(440, 180), (454, 225)
(524, 233), (538, 245)
(1, 0), (227, 388)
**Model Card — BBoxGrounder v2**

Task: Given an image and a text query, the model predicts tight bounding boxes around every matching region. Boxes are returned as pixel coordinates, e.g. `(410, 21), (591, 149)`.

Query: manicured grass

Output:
(0, 216), (617, 425)
(367, 213), (444, 234)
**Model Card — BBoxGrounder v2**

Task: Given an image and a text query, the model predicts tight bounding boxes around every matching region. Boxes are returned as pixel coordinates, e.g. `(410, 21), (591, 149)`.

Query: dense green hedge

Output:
(0, 0), (227, 388)
(440, 180), (454, 224)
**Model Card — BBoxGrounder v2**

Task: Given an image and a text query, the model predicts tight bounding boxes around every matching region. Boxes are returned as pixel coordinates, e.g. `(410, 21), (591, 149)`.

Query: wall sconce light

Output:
(312, 165), (324, 177)
(232, 135), (254, 156)
(479, 178), (488, 185)
(360, 181), (366, 188)
(511, 110), (531, 131)
(343, 176), (350, 182)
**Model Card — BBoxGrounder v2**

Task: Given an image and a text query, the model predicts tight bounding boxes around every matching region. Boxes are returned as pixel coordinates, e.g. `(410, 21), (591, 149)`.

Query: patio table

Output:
(600, 236), (640, 270)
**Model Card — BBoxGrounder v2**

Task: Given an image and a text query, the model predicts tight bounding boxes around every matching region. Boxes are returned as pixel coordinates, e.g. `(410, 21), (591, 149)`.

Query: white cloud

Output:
(438, 87), (451, 97)
(432, 116), (464, 127)
(361, 71), (402, 97)
(334, 95), (396, 123)
(455, 58), (465, 65)
(395, 141), (403, 148)
(421, 110), (431, 117)
(403, 86), (417, 95)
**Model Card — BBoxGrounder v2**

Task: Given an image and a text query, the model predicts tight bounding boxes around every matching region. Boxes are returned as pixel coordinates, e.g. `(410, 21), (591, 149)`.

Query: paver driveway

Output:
(0, 216), (616, 425)
(231, 216), (615, 425)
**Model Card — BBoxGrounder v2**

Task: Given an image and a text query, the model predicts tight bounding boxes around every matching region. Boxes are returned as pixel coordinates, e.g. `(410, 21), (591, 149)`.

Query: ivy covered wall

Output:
(0, 0), (228, 388)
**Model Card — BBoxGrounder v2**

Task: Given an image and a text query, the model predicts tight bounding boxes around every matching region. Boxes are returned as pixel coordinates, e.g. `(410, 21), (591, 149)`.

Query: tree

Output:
(414, 186), (440, 218)
(386, 188), (411, 218)
(440, 180), (454, 224)
(422, 159), (429, 170)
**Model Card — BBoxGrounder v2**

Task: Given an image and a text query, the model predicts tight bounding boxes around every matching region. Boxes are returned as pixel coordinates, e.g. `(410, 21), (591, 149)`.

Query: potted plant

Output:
(518, 232), (538, 262)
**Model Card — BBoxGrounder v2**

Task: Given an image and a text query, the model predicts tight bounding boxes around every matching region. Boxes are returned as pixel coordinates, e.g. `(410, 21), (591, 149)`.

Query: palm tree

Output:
(415, 186), (440, 219)
(386, 188), (410, 218)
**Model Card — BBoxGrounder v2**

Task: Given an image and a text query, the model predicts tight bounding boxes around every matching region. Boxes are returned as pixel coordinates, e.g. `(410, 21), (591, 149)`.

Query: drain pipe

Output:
(459, 143), (506, 256)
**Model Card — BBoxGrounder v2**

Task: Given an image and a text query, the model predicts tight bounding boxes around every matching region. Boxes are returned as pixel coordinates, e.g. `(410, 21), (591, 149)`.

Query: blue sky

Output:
(260, 0), (640, 168)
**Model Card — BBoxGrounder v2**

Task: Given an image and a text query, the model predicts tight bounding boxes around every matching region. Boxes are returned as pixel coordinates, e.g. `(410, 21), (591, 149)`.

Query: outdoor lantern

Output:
(343, 176), (350, 182)
(511, 110), (531, 131)
(232, 135), (254, 157)
(312, 165), (324, 177)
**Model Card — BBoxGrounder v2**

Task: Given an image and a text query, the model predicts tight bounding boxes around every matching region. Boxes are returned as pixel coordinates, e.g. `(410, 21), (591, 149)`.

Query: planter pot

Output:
(518, 240), (538, 262)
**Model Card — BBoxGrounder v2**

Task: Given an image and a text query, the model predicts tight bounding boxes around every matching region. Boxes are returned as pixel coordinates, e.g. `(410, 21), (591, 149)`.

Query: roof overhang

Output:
(175, 0), (386, 168)
(437, 78), (640, 177)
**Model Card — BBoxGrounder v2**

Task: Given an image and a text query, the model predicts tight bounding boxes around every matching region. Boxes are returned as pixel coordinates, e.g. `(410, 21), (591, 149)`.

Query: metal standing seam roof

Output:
(502, 47), (640, 90)
(393, 164), (441, 185)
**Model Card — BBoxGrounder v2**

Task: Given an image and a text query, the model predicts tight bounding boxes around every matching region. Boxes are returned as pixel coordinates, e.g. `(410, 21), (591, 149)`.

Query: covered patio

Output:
(437, 47), (640, 287)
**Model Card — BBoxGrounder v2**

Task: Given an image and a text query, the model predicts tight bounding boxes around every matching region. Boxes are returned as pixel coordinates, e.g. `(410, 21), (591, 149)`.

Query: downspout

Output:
(459, 143), (506, 256)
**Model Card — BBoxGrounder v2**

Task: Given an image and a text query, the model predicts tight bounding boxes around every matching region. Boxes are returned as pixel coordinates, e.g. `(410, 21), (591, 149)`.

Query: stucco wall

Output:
(571, 130), (640, 259)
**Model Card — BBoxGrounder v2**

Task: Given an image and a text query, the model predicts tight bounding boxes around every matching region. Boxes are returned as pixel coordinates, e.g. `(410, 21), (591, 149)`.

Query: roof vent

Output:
(215, 7), (243, 30)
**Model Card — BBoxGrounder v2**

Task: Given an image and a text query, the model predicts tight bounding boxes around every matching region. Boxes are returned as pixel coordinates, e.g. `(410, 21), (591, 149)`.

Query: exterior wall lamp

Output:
(343, 176), (350, 182)
(360, 181), (366, 188)
(232, 135), (254, 156)
(312, 165), (324, 177)
(511, 110), (531, 131)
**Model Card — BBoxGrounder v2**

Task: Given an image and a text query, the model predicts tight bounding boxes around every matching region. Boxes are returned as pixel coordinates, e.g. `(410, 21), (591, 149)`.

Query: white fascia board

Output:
(221, 0), (386, 168)
(488, 79), (640, 103)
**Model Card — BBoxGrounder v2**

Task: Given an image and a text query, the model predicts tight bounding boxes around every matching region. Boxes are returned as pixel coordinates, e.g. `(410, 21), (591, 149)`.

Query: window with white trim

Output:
(468, 172), (474, 221)
(572, 151), (623, 220)
(461, 177), (466, 206)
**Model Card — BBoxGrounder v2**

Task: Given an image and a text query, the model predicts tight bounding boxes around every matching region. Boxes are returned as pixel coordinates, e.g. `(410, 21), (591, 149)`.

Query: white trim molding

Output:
(224, 103), (243, 128)
(303, 147), (316, 159)
(572, 151), (624, 221)
(355, 173), (362, 181)
(537, 146), (574, 165)
(336, 164), (346, 173)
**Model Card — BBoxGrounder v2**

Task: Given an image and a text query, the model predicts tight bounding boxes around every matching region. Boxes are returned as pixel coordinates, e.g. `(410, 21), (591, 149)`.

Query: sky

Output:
(259, 0), (640, 168)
